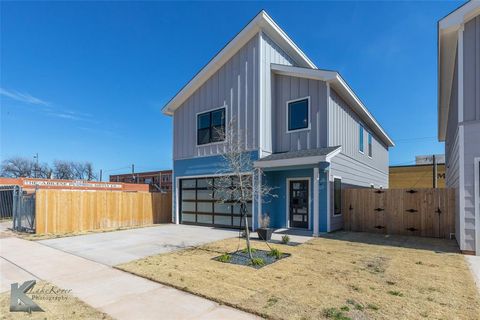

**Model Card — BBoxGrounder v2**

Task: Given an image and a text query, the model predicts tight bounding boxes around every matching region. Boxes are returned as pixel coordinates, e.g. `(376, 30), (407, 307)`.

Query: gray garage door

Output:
(180, 177), (252, 228)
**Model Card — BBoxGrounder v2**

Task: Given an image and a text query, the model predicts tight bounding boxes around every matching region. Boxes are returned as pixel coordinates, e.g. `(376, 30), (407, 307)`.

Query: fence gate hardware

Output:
(374, 190), (385, 194)
(349, 205), (353, 211)
(406, 189), (417, 194)
(406, 227), (418, 232)
(405, 209), (418, 213)
(435, 207), (442, 215)
(374, 208), (384, 212)
(374, 225), (385, 229)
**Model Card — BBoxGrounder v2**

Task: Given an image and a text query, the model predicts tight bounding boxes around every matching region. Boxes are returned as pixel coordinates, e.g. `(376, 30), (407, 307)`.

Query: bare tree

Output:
(212, 119), (276, 261)
(36, 163), (53, 179)
(53, 160), (75, 180)
(1, 157), (34, 177)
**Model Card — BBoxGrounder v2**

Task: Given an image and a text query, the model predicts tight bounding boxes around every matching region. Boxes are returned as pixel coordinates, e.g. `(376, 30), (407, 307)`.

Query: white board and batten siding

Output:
(173, 31), (298, 161)
(260, 32), (296, 156)
(272, 74), (328, 153)
(328, 89), (389, 189)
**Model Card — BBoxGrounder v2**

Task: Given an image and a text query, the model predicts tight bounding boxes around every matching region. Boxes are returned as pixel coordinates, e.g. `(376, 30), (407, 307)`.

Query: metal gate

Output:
(0, 185), (15, 219)
(12, 187), (36, 233)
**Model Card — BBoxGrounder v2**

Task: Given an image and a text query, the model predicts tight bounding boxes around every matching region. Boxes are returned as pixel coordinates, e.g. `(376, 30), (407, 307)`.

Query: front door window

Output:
(289, 180), (309, 228)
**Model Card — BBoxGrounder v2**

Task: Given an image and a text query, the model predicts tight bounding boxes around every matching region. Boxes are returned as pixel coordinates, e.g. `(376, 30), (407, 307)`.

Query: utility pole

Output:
(99, 169), (103, 182)
(432, 154), (437, 188)
(131, 164), (135, 183)
(33, 153), (39, 178)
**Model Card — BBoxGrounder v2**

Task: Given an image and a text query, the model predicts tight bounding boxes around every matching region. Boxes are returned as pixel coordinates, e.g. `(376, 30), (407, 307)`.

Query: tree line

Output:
(1, 157), (97, 181)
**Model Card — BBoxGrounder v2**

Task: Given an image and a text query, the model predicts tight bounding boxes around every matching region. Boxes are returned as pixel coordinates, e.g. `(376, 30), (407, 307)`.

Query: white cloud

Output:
(0, 87), (50, 106)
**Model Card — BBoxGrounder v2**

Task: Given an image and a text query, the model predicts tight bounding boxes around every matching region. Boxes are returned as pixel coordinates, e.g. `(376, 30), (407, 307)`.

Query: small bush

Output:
(340, 306), (350, 312)
(323, 308), (351, 320)
(388, 290), (404, 297)
(268, 248), (283, 259)
(217, 253), (231, 263)
(281, 235), (290, 244)
(367, 303), (379, 311)
(241, 247), (257, 254)
(250, 257), (265, 266)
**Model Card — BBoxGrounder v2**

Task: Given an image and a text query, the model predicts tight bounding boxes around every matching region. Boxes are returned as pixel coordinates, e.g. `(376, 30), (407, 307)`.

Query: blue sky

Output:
(0, 1), (462, 179)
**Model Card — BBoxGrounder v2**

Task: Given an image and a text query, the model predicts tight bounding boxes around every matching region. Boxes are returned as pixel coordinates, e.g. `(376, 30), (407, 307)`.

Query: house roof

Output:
(162, 10), (316, 116)
(254, 146), (341, 168)
(271, 64), (395, 147)
(438, 1), (480, 141)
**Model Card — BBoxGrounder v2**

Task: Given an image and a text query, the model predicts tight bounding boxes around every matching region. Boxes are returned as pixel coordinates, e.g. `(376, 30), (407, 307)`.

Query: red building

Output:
(109, 170), (172, 192)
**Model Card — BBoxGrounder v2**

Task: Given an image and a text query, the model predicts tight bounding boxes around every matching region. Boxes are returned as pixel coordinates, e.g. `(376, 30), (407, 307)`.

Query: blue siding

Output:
(261, 165), (329, 232)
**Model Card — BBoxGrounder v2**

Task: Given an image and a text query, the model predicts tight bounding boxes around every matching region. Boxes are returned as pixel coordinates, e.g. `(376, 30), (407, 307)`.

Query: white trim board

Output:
(253, 147), (342, 169)
(286, 177), (312, 230)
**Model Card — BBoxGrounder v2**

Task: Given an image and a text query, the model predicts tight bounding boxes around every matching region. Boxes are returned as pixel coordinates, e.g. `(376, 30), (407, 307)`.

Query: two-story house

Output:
(162, 11), (394, 234)
(438, 1), (480, 255)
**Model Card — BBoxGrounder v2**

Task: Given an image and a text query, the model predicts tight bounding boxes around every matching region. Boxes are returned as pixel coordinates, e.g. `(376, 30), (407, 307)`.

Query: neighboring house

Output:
(389, 154), (446, 189)
(110, 170), (173, 192)
(162, 11), (394, 234)
(438, 1), (480, 255)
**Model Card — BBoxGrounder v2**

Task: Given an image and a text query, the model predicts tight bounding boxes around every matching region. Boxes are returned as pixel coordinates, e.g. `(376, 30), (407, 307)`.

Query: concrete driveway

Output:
(39, 224), (239, 266)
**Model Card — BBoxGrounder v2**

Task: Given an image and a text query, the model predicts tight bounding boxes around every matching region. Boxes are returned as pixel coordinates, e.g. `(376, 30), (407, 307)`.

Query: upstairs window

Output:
(359, 125), (364, 153)
(197, 108), (225, 145)
(287, 97), (309, 132)
(368, 133), (373, 158)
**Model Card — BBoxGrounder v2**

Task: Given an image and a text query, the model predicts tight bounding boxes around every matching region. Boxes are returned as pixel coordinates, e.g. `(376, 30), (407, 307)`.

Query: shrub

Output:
(241, 247), (257, 254)
(250, 257), (265, 266)
(388, 290), (404, 297)
(323, 308), (351, 320)
(268, 248), (283, 259)
(281, 234), (290, 244)
(217, 253), (231, 263)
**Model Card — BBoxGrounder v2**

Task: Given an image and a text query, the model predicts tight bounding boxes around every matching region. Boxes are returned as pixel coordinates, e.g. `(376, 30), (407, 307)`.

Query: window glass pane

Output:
(359, 126), (364, 152)
(182, 190), (196, 200)
(197, 113), (210, 129)
(211, 125), (225, 142)
(288, 99), (308, 131)
(211, 109), (225, 126)
(368, 134), (372, 157)
(197, 128), (210, 145)
(182, 213), (196, 222)
(181, 201), (195, 212)
(214, 203), (232, 214)
(197, 178), (212, 188)
(334, 178), (342, 215)
(214, 215), (231, 226)
(197, 202), (213, 213)
(197, 214), (213, 224)
(197, 189), (213, 200)
(182, 179), (196, 189)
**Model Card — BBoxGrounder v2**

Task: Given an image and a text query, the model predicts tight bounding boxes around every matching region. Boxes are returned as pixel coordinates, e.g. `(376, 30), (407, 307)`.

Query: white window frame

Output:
(195, 106), (227, 147)
(286, 96), (311, 134)
(285, 177), (312, 230)
(332, 176), (342, 217)
(358, 125), (365, 154)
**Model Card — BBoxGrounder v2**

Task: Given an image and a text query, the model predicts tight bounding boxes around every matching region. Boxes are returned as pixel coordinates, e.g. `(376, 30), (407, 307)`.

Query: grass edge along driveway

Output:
(117, 232), (480, 320)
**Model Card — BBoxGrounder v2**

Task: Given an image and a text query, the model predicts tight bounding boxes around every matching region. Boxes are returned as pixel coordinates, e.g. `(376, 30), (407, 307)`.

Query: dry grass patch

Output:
(117, 232), (480, 320)
(0, 281), (111, 320)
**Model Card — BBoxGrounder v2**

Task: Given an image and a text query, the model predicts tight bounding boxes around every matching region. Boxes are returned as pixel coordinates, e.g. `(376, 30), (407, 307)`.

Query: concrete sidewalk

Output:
(0, 237), (259, 320)
(466, 255), (480, 294)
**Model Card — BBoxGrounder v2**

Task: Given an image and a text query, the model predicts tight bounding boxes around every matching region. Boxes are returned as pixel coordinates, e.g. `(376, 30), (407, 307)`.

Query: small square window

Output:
(287, 98), (309, 132)
(197, 108), (225, 145)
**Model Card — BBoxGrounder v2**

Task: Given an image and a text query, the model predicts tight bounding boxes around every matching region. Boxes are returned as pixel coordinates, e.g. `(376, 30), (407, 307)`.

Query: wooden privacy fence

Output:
(35, 190), (172, 234)
(343, 188), (455, 239)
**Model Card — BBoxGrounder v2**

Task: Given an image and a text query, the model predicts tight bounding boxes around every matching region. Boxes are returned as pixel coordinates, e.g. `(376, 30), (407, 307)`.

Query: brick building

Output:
(109, 170), (172, 192)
